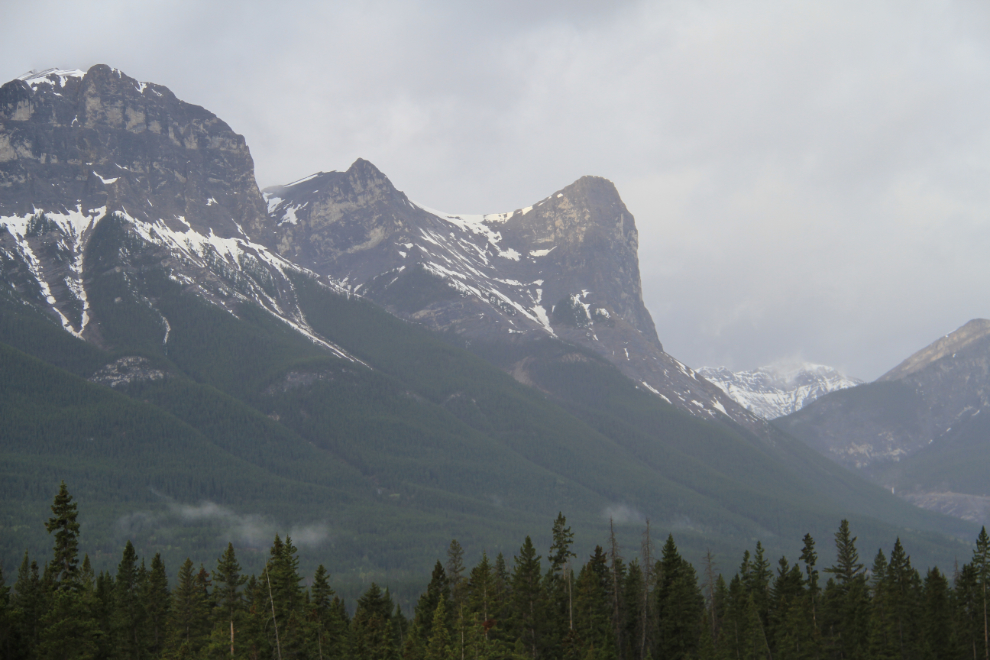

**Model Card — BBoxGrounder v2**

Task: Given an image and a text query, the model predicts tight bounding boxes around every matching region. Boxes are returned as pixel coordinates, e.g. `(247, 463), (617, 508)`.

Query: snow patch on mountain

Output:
(698, 363), (862, 419)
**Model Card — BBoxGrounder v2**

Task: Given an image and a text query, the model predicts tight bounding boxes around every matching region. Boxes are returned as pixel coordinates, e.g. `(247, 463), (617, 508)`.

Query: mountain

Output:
(261, 164), (759, 431)
(697, 363), (862, 419)
(776, 320), (990, 523)
(0, 66), (976, 583)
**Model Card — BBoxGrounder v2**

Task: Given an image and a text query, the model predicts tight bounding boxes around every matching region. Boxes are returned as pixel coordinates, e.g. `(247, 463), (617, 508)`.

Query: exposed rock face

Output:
(0, 66), (352, 360)
(777, 319), (990, 470)
(0, 66), (268, 238)
(698, 363), (862, 419)
(263, 161), (757, 429)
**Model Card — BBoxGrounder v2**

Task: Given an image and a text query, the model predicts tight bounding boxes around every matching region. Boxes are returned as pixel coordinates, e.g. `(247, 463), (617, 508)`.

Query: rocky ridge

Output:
(262, 162), (759, 430)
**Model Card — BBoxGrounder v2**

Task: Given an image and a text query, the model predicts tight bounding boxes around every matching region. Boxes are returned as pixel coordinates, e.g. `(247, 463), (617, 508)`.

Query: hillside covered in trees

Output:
(3, 485), (989, 660)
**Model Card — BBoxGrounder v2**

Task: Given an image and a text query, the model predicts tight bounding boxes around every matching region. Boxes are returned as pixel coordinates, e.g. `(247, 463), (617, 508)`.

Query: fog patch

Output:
(603, 504), (645, 525)
(115, 499), (331, 549)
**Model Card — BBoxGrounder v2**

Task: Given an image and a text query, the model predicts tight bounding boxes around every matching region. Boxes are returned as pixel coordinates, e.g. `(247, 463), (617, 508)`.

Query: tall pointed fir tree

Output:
(209, 542), (246, 658)
(511, 536), (549, 660)
(164, 558), (211, 658)
(655, 535), (703, 660)
(36, 482), (99, 660)
(822, 519), (870, 660)
(111, 540), (147, 660)
(144, 554), (169, 657)
(351, 583), (396, 660)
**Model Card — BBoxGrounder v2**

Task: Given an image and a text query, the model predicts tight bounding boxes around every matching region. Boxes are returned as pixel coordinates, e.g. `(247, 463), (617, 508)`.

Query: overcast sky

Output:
(3, 0), (988, 380)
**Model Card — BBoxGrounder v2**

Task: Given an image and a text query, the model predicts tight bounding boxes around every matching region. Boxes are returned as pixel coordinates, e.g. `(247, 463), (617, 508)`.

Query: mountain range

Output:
(0, 65), (976, 587)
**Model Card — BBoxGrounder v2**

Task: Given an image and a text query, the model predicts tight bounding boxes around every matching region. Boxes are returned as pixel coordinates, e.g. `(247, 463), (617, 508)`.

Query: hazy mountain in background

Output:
(698, 363), (862, 419)
(777, 319), (990, 524)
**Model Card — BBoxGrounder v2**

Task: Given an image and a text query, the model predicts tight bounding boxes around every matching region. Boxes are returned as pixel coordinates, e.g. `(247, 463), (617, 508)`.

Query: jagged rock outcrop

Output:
(263, 161), (758, 429)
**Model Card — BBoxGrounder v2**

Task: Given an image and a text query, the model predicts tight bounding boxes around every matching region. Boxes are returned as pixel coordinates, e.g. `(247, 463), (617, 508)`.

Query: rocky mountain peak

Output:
(0, 64), (267, 239)
(879, 319), (990, 382)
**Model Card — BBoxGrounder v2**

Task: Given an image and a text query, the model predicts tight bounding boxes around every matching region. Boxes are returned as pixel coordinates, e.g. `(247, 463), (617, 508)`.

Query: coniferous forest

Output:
(5, 484), (990, 660)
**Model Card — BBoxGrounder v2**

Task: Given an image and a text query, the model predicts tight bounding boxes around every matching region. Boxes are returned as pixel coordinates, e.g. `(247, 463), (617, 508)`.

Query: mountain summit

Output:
(262, 160), (754, 428)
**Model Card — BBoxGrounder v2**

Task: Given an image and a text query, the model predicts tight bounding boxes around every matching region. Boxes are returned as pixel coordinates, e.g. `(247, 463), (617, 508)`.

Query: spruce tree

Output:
(351, 583), (396, 660)
(144, 553), (169, 657)
(111, 541), (146, 660)
(511, 536), (548, 659)
(655, 535), (703, 660)
(164, 558), (211, 657)
(922, 567), (956, 660)
(426, 598), (454, 660)
(45, 481), (80, 587)
(211, 542), (246, 658)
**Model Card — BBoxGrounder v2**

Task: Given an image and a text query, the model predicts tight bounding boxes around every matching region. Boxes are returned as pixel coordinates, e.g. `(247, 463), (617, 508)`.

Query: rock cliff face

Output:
(263, 160), (757, 429)
(777, 319), (990, 471)
(0, 66), (268, 237)
(0, 66), (351, 359)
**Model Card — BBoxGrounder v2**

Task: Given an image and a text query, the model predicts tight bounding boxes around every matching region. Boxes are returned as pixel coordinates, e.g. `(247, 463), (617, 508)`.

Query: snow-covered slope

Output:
(698, 363), (862, 419)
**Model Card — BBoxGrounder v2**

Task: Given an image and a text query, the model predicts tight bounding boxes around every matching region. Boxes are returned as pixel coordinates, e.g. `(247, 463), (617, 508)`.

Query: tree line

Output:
(4, 483), (990, 659)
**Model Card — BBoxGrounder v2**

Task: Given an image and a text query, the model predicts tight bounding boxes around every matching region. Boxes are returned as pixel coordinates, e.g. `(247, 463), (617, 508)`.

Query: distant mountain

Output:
(0, 65), (975, 580)
(697, 363), (861, 419)
(776, 319), (990, 524)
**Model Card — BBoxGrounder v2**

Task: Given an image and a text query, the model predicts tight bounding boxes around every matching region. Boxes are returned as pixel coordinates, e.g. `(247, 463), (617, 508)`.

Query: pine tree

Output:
(921, 567), (956, 660)
(549, 513), (578, 637)
(45, 481), (80, 587)
(211, 543), (246, 658)
(447, 540), (468, 660)
(426, 599), (454, 660)
(822, 519), (869, 660)
(573, 547), (614, 660)
(409, 561), (452, 660)
(886, 538), (922, 659)
(799, 533), (820, 635)
(165, 558), (211, 657)
(11, 552), (44, 656)
(511, 536), (548, 659)
(145, 553), (169, 657)
(351, 583), (396, 660)
(868, 548), (897, 660)
(655, 535), (703, 660)
(111, 541), (146, 660)
(310, 565), (334, 660)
